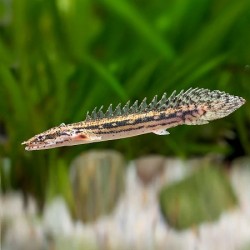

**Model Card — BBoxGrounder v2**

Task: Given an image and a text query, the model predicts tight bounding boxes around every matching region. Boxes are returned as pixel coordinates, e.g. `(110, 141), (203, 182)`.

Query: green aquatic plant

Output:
(0, 0), (249, 205)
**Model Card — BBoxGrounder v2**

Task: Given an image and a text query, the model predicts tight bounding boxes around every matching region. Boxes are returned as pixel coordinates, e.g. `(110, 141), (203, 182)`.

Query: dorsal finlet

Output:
(91, 107), (97, 119)
(113, 103), (122, 116)
(97, 106), (105, 118)
(129, 100), (139, 113)
(122, 100), (130, 115)
(85, 111), (91, 121)
(139, 98), (147, 112)
(148, 95), (158, 110)
(106, 104), (113, 117)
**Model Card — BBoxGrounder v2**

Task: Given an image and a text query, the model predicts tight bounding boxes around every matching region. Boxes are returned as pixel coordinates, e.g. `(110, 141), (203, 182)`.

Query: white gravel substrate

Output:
(1, 156), (250, 250)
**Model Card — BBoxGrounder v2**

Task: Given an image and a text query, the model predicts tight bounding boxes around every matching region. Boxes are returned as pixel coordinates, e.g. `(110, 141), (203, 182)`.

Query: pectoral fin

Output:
(152, 129), (170, 135)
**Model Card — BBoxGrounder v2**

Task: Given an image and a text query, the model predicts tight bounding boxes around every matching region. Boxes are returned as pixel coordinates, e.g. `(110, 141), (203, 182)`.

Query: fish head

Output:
(22, 124), (101, 151)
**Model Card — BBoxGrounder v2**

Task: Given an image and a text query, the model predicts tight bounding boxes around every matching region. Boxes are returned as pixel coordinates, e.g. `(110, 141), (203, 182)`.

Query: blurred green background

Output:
(0, 0), (249, 207)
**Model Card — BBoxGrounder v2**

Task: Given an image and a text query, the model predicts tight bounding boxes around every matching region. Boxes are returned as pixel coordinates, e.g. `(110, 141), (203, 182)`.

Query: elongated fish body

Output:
(22, 88), (245, 150)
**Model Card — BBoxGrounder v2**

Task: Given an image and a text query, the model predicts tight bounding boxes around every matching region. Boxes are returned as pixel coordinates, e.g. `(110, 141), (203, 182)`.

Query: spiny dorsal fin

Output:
(84, 88), (245, 121)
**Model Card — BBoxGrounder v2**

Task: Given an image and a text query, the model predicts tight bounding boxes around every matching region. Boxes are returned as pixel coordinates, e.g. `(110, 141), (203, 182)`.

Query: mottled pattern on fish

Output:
(22, 88), (245, 150)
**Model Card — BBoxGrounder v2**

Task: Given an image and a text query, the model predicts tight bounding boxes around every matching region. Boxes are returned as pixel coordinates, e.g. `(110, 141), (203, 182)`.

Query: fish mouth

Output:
(21, 131), (73, 150)
(21, 141), (32, 151)
(21, 135), (92, 151)
(21, 140), (56, 151)
(21, 131), (102, 151)
(21, 137), (66, 151)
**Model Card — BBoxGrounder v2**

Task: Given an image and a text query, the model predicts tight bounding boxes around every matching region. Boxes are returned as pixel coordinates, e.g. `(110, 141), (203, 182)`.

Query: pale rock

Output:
(230, 157), (250, 212)
(135, 155), (165, 185)
(70, 150), (125, 222)
(2, 215), (45, 250)
(0, 192), (24, 220)
(43, 196), (73, 237)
